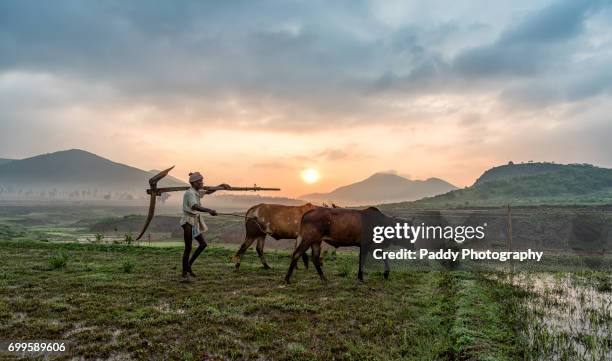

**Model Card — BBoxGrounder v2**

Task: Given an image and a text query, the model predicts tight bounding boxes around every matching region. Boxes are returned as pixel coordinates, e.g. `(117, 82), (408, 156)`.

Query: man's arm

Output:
(191, 204), (217, 216)
(203, 183), (231, 195)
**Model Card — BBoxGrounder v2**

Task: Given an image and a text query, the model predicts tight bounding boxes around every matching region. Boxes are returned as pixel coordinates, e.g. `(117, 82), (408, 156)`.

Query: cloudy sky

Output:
(1, 0), (612, 196)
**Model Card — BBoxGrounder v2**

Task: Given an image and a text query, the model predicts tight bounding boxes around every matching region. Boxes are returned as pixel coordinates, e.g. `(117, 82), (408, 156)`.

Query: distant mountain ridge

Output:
(6, 151), (608, 207)
(301, 172), (457, 205)
(399, 162), (612, 208)
(0, 149), (303, 206)
(0, 149), (186, 200)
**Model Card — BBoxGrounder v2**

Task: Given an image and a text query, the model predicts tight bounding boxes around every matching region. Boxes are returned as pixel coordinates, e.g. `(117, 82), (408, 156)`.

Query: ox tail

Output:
(245, 216), (267, 235)
(244, 203), (264, 225)
(244, 204), (268, 235)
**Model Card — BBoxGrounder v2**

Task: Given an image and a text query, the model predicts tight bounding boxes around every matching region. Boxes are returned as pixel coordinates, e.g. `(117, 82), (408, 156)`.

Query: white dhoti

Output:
(180, 213), (208, 237)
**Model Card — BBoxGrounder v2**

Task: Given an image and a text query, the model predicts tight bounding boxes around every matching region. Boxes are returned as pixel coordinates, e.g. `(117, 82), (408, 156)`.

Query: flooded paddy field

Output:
(491, 271), (612, 361)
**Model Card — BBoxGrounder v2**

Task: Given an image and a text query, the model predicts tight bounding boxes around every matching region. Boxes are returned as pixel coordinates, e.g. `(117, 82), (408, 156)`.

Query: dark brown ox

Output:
(285, 207), (406, 283)
(231, 203), (318, 270)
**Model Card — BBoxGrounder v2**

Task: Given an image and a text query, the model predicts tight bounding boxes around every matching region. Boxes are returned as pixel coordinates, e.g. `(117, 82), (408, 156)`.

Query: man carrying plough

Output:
(135, 166), (281, 281)
(180, 171), (230, 281)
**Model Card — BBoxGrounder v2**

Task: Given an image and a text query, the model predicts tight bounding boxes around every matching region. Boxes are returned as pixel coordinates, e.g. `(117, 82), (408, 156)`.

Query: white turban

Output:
(189, 172), (203, 183)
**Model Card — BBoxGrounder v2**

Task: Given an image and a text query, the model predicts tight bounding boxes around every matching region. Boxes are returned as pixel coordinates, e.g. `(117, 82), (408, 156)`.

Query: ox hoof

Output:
(234, 263), (241, 271)
(383, 271), (390, 280)
(263, 264), (272, 270)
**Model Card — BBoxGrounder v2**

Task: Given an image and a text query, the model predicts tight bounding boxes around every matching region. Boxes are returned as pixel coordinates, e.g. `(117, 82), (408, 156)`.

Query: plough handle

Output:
(147, 186), (280, 195)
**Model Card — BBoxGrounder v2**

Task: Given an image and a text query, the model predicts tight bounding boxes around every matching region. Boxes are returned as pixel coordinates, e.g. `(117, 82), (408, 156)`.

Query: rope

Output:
(214, 212), (246, 218)
(211, 211), (268, 234)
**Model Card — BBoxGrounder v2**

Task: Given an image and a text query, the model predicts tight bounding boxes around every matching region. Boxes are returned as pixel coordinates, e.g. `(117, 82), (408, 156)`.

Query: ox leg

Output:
(383, 258), (390, 280)
(291, 238), (309, 270)
(319, 243), (327, 267)
(311, 242), (327, 283)
(285, 237), (311, 284)
(302, 252), (310, 269)
(358, 246), (366, 282)
(256, 236), (271, 269)
(233, 218), (266, 270)
(233, 236), (257, 270)
(292, 238), (301, 270)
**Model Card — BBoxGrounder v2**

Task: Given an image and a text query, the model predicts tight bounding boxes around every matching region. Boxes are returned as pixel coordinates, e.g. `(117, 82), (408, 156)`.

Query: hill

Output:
(0, 158), (14, 166)
(0, 149), (186, 200)
(0, 149), (303, 206)
(394, 162), (612, 208)
(301, 172), (457, 206)
(474, 162), (583, 185)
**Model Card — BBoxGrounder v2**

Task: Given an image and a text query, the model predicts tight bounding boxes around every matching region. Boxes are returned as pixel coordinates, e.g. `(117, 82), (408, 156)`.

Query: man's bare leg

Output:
(188, 234), (207, 277)
(181, 224), (193, 280)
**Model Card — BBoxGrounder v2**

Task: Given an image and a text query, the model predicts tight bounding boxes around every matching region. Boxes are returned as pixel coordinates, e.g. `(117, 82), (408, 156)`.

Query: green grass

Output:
(121, 260), (135, 274)
(48, 250), (69, 269)
(0, 240), (528, 360)
(446, 272), (527, 360)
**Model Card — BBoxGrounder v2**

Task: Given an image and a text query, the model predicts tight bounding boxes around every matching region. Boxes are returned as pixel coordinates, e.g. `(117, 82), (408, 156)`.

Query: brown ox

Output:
(285, 207), (405, 283)
(231, 203), (318, 270)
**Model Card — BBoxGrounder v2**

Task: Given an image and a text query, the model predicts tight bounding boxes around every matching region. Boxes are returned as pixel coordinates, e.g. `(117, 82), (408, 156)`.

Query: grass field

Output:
(0, 240), (529, 361)
(0, 203), (610, 360)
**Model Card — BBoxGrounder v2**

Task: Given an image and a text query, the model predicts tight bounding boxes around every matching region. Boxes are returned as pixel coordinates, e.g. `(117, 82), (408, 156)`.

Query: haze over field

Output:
(0, 149), (458, 206)
(2, 149), (612, 209)
(2, 1), (612, 197)
(301, 172), (457, 205)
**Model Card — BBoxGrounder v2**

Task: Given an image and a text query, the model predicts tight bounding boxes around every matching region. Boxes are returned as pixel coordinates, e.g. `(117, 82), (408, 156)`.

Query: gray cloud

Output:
(371, 0), (612, 112)
(498, 0), (601, 44)
(0, 0), (612, 152)
(453, 0), (609, 77)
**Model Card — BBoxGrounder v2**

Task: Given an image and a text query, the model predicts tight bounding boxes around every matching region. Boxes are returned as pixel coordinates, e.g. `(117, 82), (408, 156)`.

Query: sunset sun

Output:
(300, 168), (320, 184)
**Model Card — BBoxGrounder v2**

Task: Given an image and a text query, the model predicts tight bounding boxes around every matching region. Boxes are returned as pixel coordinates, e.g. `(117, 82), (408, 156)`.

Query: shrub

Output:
(49, 250), (69, 269)
(337, 261), (351, 278)
(122, 260), (135, 273)
(124, 233), (133, 246)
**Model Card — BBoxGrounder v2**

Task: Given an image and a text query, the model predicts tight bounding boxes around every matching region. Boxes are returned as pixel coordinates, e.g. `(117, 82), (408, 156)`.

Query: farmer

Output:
(180, 171), (230, 280)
